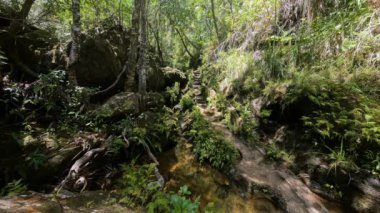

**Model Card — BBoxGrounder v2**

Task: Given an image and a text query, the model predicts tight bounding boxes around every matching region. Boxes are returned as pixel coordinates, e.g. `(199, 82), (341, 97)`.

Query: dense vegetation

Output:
(0, 0), (379, 212)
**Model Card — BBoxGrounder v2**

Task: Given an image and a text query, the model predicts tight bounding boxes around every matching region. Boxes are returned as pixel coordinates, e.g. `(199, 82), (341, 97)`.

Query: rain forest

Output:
(0, 0), (379, 212)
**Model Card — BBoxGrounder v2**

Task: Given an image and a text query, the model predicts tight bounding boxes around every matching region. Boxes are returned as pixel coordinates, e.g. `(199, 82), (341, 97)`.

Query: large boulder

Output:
(74, 36), (123, 88)
(161, 67), (187, 87)
(72, 23), (130, 88)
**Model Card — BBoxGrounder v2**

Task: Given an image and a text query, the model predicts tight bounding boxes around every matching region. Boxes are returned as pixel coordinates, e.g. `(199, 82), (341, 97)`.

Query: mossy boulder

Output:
(96, 92), (140, 118)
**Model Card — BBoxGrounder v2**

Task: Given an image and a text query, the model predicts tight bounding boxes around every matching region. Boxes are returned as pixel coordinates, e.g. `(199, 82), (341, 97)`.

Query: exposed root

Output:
(55, 147), (106, 192)
(93, 63), (128, 97)
(140, 139), (164, 189)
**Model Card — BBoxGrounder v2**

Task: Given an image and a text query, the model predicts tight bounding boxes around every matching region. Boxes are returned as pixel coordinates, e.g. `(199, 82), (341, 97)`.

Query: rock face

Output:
(345, 178), (380, 213)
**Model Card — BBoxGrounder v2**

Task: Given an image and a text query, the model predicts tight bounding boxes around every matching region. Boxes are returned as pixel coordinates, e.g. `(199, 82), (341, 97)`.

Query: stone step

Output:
(194, 97), (204, 102)
(193, 90), (202, 96)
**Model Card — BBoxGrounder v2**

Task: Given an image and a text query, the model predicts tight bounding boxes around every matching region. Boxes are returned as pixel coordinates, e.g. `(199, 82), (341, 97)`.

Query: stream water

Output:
(158, 141), (283, 213)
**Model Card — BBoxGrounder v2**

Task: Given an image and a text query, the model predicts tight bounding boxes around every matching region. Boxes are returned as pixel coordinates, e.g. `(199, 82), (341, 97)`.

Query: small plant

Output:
(147, 185), (200, 213)
(169, 185), (200, 213)
(179, 93), (194, 111)
(27, 149), (48, 170)
(1, 179), (27, 196)
(167, 82), (180, 104)
(118, 161), (161, 207)
(152, 107), (178, 142)
(326, 142), (358, 173)
(266, 143), (294, 163)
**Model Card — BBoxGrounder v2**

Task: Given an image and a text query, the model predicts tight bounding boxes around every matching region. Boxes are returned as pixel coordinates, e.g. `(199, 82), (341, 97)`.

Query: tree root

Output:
(55, 147), (106, 192)
(140, 139), (164, 189)
(93, 62), (128, 97)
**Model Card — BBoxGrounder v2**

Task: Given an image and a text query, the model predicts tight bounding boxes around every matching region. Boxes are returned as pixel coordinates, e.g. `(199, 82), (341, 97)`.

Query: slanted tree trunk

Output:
(125, 0), (141, 91)
(68, 0), (81, 86)
(138, 0), (148, 96)
(9, 0), (35, 35)
(210, 0), (221, 42)
(6, 0), (39, 78)
(150, 22), (164, 66)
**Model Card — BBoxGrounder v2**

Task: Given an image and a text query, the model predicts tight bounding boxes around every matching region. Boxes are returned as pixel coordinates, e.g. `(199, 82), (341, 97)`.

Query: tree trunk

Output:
(149, 22), (164, 66)
(68, 0), (81, 86)
(210, 0), (221, 42)
(138, 0), (147, 96)
(175, 27), (193, 59)
(125, 0), (141, 91)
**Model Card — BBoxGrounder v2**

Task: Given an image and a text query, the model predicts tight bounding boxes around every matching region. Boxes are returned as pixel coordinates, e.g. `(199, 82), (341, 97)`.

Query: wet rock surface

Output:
(198, 105), (342, 213)
(0, 191), (135, 213)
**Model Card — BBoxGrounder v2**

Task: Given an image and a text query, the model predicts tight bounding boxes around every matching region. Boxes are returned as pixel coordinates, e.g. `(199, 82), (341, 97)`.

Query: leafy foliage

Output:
(147, 185), (200, 213)
(0, 179), (27, 196)
(119, 162), (161, 207)
(179, 93), (195, 111)
(166, 82), (181, 104)
(26, 149), (48, 170)
(187, 108), (239, 169)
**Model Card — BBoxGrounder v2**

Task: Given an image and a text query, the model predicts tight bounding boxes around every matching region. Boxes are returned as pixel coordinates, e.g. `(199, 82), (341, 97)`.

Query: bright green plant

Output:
(167, 82), (181, 104)
(179, 93), (194, 111)
(147, 185), (200, 213)
(188, 108), (239, 169)
(266, 143), (294, 163)
(169, 185), (200, 213)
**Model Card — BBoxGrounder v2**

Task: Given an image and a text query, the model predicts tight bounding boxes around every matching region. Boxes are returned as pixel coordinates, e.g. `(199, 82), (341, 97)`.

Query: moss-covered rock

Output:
(96, 92), (140, 118)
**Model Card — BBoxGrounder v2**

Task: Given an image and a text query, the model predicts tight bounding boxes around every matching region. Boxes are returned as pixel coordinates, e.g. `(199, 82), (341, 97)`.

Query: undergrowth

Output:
(187, 108), (239, 169)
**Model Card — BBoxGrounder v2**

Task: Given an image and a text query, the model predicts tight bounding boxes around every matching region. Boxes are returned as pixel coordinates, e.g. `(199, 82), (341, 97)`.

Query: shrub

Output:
(179, 93), (194, 111)
(166, 82), (181, 104)
(147, 185), (200, 213)
(118, 162), (161, 207)
(267, 69), (380, 171)
(187, 108), (239, 169)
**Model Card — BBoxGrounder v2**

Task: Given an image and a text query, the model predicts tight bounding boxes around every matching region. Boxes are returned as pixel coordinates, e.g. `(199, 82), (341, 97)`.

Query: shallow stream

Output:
(158, 141), (283, 213)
